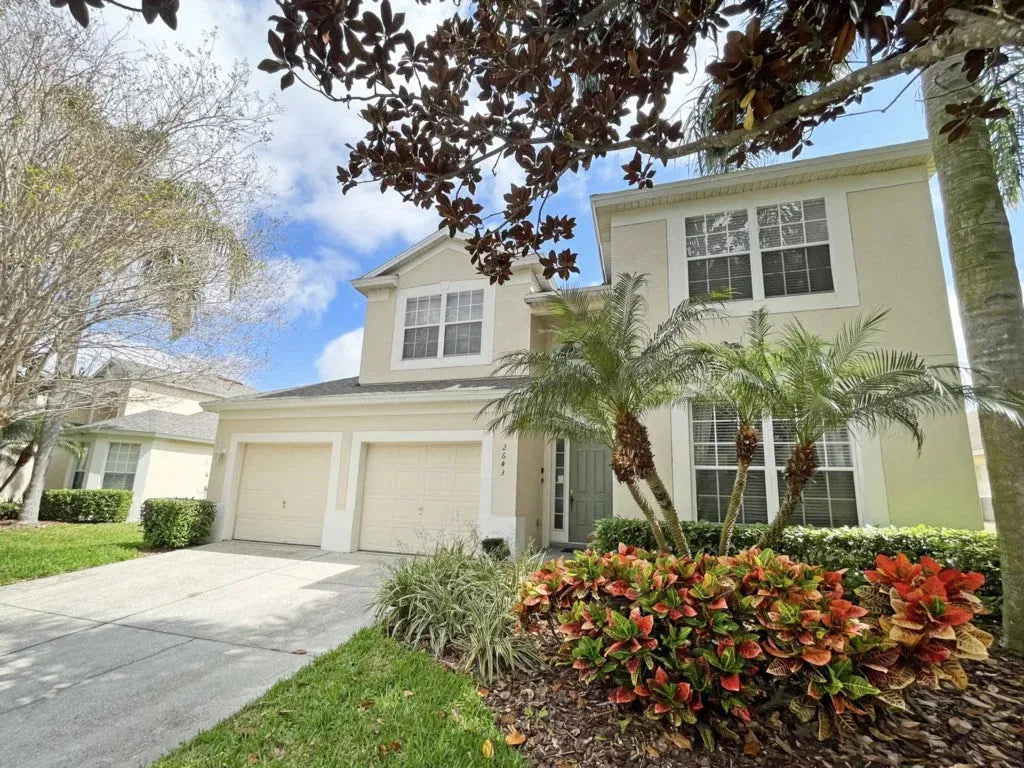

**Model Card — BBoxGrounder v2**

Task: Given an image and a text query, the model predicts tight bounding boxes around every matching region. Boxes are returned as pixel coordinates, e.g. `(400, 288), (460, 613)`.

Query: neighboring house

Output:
(41, 360), (258, 520)
(965, 411), (994, 522)
(204, 140), (983, 555)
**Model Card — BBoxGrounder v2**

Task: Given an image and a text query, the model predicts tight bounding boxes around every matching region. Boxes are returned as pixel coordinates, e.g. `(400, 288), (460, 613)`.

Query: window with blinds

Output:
(402, 288), (484, 360)
(684, 209), (753, 300)
(102, 442), (140, 491)
(691, 403), (768, 524)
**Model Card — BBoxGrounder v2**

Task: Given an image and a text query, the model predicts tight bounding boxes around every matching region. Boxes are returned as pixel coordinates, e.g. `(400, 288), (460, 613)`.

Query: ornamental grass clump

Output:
(516, 545), (991, 746)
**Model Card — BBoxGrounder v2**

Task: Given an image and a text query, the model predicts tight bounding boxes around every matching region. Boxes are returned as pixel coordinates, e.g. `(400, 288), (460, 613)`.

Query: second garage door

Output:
(233, 443), (331, 546)
(359, 442), (481, 553)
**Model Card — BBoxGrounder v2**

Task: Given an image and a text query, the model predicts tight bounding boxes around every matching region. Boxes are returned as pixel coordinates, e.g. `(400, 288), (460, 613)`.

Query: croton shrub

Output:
(516, 546), (992, 744)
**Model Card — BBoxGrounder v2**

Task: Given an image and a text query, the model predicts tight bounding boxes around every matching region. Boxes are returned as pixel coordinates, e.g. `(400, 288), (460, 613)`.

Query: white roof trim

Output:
(203, 386), (509, 413)
(359, 230), (470, 279)
(75, 427), (215, 445)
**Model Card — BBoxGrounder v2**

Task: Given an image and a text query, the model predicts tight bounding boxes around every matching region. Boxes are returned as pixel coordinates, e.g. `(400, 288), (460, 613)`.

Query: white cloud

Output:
(316, 327), (364, 381)
(274, 246), (360, 319)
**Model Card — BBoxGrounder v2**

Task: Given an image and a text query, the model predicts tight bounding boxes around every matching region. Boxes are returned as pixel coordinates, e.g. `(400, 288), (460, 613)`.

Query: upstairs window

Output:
(401, 288), (485, 361)
(757, 198), (833, 297)
(684, 197), (835, 301)
(685, 209), (753, 299)
(102, 442), (140, 490)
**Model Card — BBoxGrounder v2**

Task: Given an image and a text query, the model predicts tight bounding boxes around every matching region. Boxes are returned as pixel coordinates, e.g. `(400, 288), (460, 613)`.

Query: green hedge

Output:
(0, 501), (20, 521)
(39, 489), (132, 523)
(592, 517), (1002, 605)
(141, 498), (216, 549)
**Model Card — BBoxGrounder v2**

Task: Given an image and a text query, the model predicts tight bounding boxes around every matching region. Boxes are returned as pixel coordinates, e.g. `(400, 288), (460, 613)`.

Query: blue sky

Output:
(121, 2), (1024, 392)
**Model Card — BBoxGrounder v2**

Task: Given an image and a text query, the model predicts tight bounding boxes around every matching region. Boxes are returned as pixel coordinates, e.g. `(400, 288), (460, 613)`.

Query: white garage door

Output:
(233, 443), (331, 546)
(359, 442), (481, 554)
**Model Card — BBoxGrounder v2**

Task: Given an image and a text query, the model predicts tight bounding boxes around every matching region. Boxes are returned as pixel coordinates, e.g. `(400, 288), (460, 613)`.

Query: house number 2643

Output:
(499, 443), (507, 476)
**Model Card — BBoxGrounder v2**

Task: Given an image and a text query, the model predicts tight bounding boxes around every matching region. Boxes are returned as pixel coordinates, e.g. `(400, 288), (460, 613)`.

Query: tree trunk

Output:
(924, 58), (1024, 652)
(718, 459), (750, 556)
(0, 443), (35, 496)
(643, 465), (691, 558)
(18, 413), (61, 523)
(626, 479), (670, 552)
(757, 442), (817, 549)
(718, 423), (760, 556)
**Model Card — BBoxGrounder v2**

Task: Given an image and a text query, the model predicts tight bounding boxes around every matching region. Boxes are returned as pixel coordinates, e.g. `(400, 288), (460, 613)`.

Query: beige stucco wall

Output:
(139, 439), (213, 504)
(358, 241), (542, 384)
(123, 383), (207, 416)
(515, 436), (546, 548)
(207, 401), (523, 550)
(605, 167), (982, 529)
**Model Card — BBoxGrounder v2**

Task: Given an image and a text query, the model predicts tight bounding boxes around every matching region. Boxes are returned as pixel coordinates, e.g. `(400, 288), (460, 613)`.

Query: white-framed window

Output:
(553, 438), (567, 532)
(391, 280), (494, 370)
(684, 197), (834, 302)
(102, 442), (140, 490)
(690, 404), (859, 528)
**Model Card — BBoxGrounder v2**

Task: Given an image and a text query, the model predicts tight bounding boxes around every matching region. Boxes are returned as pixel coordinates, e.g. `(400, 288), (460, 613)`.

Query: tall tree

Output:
(924, 56), (1024, 651)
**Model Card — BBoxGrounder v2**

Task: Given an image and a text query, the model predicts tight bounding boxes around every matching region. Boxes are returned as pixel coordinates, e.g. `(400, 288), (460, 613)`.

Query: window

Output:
(691, 403), (768, 524)
(757, 198), (833, 297)
(70, 443), (90, 489)
(772, 421), (858, 527)
(553, 439), (567, 531)
(102, 442), (140, 490)
(401, 288), (484, 360)
(684, 197), (835, 302)
(690, 404), (859, 528)
(685, 209), (753, 299)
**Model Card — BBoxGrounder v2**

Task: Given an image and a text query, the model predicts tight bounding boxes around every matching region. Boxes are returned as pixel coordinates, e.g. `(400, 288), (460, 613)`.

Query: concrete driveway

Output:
(0, 541), (396, 768)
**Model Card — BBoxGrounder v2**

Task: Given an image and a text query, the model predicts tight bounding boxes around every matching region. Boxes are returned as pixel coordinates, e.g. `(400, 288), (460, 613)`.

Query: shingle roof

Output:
(256, 376), (523, 401)
(101, 358), (259, 399)
(76, 409), (219, 443)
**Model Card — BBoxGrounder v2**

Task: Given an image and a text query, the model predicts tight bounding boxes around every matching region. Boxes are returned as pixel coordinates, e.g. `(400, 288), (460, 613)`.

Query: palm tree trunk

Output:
(718, 423), (760, 556)
(0, 443), (35, 495)
(626, 479), (669, 552)
(757, 442), (817, 549)
(925, 59), (1024, 652)
(19, 412), (61, 523)
(718, 459), (750, 556)
(643, 465), (691, 558)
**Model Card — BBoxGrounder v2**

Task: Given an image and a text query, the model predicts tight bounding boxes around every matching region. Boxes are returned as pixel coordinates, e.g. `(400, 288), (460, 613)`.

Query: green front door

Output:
(569, 441), (613, 542)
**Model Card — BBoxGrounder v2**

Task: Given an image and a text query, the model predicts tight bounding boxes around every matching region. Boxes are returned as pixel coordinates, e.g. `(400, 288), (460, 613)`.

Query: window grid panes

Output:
(772, 420), (858, 527)
(690, 404), (859, 528)
(691, 403), (768, 524)
(402, 289), (486, 360)
(756, 198), (834, 298)
(553, 439), (566, 530)
(102, 442), (140, 491)
(70, 443), (90, 489)
(685, 209), (753, 300)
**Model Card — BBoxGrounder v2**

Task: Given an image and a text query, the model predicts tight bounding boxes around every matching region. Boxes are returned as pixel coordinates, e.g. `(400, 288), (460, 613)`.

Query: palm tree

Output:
(0, 416), (84, 497)
(691, 309), (777, 555)
(751, 311), (1023, 549)
(924, 57), (1024, 652)
(485, 273), (721, 556)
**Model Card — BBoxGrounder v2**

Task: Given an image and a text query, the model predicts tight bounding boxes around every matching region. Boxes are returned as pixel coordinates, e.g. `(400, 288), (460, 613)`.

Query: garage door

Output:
(359, 442), (480, 554)
(233, 443), (331, 546)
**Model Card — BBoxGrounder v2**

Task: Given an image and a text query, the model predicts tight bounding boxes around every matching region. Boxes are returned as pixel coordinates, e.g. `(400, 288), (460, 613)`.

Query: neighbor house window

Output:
(691, 403), (768, 524)
(553, 439), (566, 531)
(690, 404), (858, 527)
(401, 289), (485, 360)
(70, 443), (90, 489)
(684, 197), (835, 301)
(102, 442), (140, 490)
(685, 209), (753, 299)
(757, 198), (833, 297)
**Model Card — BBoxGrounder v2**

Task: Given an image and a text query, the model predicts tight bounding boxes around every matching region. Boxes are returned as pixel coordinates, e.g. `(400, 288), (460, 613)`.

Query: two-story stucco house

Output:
(40, 359), (258, 519)
(203, 141), (983, 555)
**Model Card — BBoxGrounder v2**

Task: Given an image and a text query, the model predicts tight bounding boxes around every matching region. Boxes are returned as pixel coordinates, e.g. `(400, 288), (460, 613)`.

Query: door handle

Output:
(569, 493), (574, 505)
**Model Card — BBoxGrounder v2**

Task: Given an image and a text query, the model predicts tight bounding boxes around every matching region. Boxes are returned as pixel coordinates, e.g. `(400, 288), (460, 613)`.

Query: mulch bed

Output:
(483, 628), (1024, 768)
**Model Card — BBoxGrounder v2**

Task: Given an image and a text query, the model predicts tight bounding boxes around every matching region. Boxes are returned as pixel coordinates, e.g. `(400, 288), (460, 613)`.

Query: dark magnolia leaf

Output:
(65, 0), (90, 27)
(258, 58), (286, 73)
(281, 71), (296, 90)
(159, 0), (179, 30)
(140, 0), (160, 24)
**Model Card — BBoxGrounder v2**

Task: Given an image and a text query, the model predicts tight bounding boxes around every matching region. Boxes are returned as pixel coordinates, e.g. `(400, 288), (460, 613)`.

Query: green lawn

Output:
(153, 628), (526, 768)
(0, 522), (147, 586)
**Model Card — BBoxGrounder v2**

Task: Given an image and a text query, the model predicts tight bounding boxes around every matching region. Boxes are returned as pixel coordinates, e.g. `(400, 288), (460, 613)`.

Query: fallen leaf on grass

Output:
(477, 686), (489, 697)
(505, 728), (527, 746)
(376, 741), (402, 756)
(245, 754), (259, 766)
(402, 690), (415, 698)
(358, 699), (375, 711)
(236, 726), (257, 736)
(482, 739), (494, 758)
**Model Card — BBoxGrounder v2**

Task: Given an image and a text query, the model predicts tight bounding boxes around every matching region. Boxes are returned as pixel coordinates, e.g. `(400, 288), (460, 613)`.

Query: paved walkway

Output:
(0, 541), (396, 768)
